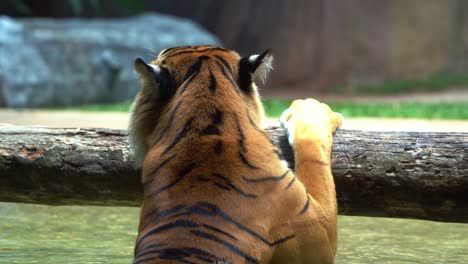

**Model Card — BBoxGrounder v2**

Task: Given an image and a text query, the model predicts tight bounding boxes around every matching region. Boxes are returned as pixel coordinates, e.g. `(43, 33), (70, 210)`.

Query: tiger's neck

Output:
(140, 105), (285, 211)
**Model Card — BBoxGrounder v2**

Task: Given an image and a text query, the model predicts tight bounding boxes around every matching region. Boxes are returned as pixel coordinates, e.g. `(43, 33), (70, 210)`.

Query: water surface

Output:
(1, 202), (466, 263)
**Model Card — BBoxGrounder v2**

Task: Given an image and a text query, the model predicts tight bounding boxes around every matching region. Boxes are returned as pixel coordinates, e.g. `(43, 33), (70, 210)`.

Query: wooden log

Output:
(0, 125), (467, 223)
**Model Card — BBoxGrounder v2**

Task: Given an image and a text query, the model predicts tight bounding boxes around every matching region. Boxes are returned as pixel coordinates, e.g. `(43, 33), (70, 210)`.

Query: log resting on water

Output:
(0, 126), (467, 223)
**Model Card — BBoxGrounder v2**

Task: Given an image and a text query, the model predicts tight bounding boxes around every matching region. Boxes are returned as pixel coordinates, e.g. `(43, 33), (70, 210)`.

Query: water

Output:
(0, 202), (467, 263)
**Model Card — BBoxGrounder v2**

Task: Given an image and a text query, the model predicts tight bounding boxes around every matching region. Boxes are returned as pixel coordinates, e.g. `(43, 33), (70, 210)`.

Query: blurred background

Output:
(0, 1), (467, 264)
(0, 0), (467, 128)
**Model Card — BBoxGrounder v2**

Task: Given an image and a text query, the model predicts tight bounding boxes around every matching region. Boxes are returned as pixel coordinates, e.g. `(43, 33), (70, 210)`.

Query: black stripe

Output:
(179, 260), (198, 264)
(201, 109), (224, 135)
(285, 174), (296, 189)
(161, 46), (191, 56)
(139, 202), (295, 248)
(139, 96), (152, 107)
(147, 163), (197, 198)
(214, 182), (230, 191)
(160, 47), (177, 55)
(247, 113), (261, 131)
(178, 72), (197, 95)
(157, 248), (194, 263)
(234, 115), (246, 153)
(176, 247), (220, 260)
(134, 243), (167, 259)
(144, 206), (160, 219)
(134, 256), (157, 264)
(168, 47), (228, 58)
(201, 125), (221, 135)
(142, 204), (187, 230)
(208, 67), (217, 94)
(193, 45), (224, 51)
(212, 173), (257, 199)
(143, 154), (176, 186)
(299, 194), (310, 215)
(195, 255), (215, 263)
(224, 182), (257, 198)
(247, 112), (273, 144)
(239, 152), (259, 170)
(135, 246), (219, 264)
(215, 60), (240, 94)
(182, 55), (209, 87)
(198, 176), (210, 182)
(162, 117), (195, 155)
(135, 219), (200, 251)
(167, 212), (192, 220)
(185, 202), (295, 246)
(155, 101), (183, 145)
(190, 230), (259, 264)
(214, 55), (234, 75)
(216, 61), (240, 94)
(214, 140), (223, 155)
(211, 109), (224, 125)
(269, 234), (296, 246)
(242, 170), (290, 183)
(137, 255), (197, 264)
(234, 114), (265, 170)
(202, 224), (238, 241)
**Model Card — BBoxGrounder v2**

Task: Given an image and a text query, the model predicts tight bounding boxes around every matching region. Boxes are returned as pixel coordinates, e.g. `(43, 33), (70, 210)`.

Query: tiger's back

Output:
(129, 45), (341, 263)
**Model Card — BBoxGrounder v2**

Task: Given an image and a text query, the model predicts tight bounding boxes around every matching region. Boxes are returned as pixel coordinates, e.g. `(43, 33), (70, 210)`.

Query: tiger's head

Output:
(128, 45), (273, 167)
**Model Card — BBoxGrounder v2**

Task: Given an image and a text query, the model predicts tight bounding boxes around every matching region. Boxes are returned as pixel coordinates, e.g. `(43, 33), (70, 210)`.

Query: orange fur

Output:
(129, 45), (342, 264)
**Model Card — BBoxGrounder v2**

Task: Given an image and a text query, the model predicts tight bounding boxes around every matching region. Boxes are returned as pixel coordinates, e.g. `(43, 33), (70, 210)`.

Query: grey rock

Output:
(0, 13), (221, 107)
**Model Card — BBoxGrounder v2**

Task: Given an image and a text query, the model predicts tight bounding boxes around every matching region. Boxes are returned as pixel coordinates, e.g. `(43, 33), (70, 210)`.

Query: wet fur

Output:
(129, 45), (341, 263)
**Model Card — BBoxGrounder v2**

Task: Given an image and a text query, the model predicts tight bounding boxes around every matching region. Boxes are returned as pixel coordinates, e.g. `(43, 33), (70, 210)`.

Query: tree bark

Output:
(0, 125), (467, 223)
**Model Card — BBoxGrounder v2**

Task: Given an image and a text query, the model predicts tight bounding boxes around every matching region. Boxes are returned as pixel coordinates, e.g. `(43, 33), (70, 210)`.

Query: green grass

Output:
(69, 99), (468, 120)
(328, 102), (468, 119)
(74, 101), (133, 112)
(261, 99), (292, 117)
(331, 74), (468, 94)
(263, 99), (468, 119)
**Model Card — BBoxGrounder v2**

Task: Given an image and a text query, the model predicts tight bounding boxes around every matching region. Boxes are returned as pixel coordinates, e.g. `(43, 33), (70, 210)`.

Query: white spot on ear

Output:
(149, 64), (161, 73)
(248, 55), (259, 63)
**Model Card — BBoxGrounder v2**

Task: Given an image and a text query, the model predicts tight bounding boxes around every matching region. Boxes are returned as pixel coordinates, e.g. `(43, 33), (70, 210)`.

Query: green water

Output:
(1, 202), (467, 264)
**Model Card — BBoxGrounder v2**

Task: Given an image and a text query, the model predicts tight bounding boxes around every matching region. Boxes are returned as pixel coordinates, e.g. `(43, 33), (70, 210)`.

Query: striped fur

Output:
(129, 45), (342, 263)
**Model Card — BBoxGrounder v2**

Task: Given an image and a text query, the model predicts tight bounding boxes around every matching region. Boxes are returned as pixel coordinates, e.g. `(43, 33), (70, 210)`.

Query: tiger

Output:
(129, 45), (343, 264)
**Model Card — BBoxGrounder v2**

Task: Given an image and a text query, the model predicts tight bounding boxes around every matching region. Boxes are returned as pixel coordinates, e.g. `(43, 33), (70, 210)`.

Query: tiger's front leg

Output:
(280, 99), (343, 263)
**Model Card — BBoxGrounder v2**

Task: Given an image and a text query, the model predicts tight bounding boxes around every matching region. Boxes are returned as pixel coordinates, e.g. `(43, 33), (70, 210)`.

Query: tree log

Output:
(0, 126), (467, 223)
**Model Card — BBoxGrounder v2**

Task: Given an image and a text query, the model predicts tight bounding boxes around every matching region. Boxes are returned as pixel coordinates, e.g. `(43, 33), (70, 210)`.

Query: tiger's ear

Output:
(238, 49), (273, 92)
(134, 58), (174, 100)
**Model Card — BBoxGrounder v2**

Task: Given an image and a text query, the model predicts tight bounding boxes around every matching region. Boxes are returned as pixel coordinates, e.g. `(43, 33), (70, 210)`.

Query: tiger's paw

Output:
(280, 98), (343, 146)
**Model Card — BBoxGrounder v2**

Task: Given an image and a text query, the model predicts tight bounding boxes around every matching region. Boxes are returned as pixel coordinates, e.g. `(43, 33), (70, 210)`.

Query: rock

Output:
(0, 13), (220, 108)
